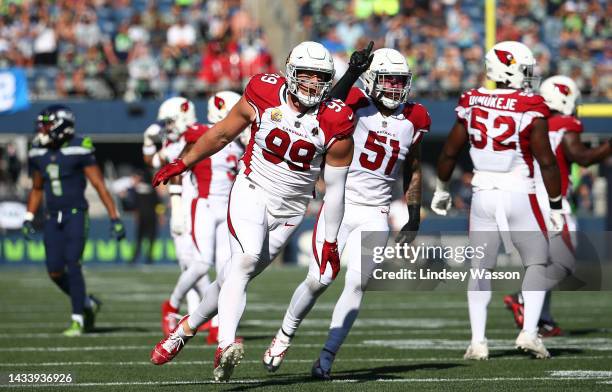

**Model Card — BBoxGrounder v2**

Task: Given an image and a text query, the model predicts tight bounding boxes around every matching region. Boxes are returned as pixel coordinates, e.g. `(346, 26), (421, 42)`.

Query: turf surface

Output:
(0, 266), (611, 391)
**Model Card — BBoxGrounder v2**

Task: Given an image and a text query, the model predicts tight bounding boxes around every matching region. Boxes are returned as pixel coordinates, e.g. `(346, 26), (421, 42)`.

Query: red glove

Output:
(152, 159), (187, 187)
(320, 240), (340, 280)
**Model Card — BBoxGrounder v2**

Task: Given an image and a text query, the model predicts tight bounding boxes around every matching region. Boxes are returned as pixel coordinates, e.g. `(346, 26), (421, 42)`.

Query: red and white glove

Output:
(152, 159), (187, 187)
(320, 240), (340, 280)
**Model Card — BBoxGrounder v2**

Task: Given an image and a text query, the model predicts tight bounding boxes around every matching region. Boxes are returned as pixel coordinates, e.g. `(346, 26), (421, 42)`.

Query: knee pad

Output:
(345, 269), (367, 294)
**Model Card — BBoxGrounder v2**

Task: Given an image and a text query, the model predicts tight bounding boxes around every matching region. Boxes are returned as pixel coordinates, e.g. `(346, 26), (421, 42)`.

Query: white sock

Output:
(187, 281), (221, 330)
(71, 314), (84, 326)
(211, 315), (219, 328)
(323, 269), (364, 354)
(522, 290), (546, 334)
(186, 289), (201, 315)
(170, 263), (211, 310)
(217, 253), (258, 349)
(281, 277), (328, 337)
(467, 290), (491, 343)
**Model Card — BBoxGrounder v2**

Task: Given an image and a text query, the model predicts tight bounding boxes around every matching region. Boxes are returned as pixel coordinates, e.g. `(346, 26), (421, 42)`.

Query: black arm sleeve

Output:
(329, 69), (361, 101)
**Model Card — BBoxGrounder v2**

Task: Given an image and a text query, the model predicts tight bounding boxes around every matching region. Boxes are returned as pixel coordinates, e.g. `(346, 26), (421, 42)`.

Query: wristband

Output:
(24, 211), (34, 221)
(168, 184), (183, 195)
(549, 195), (562, 210)
(142, 144), (157, 155)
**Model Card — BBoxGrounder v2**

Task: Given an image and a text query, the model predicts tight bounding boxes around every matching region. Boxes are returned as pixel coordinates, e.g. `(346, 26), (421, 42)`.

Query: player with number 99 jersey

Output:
(242, 73), (354, 215)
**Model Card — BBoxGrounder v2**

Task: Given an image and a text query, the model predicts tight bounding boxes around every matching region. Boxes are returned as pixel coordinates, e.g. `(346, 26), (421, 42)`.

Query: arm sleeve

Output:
(329, 69), (361, 101)
(80, 137), (97, 167)
(323, 164), (349, 242)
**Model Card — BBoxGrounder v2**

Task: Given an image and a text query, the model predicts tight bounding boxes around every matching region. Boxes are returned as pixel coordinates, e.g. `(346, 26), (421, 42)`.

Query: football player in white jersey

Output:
(142, 97), (206, 335)
(431, 41), (563, 360)
(262, 46), (430, 379)
(158, 91), (245, 344)
(503, 75), (612, 336)
(149, 41), (356, 382)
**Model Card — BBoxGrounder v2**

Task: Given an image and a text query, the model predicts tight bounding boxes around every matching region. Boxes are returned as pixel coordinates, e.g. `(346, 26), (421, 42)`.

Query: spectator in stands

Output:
(167, 13), (196, 49)
(125, 42), (160, 100)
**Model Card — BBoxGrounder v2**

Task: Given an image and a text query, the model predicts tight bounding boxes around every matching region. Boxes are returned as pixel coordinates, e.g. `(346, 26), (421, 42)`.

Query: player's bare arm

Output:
(530, 118), (561, 199)
(182, 97), (254, 168)
(26, 170), (44, 216)
(431, 120), (468, 215)
(396, 143), (422, 243)
(562, 132), (612, 167)
(84, 164), (121, 220)
(437, 120), (469, 182)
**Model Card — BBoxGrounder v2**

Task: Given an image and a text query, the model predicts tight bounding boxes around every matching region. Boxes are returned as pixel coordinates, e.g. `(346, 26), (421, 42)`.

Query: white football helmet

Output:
(285, 41), (335, 107)
(485, 41), (539, 91)
(208, 91), (241, 124)
(157, 97), (196, 141)
(540, 75), (580, 115)
(362, 48), (412, 109)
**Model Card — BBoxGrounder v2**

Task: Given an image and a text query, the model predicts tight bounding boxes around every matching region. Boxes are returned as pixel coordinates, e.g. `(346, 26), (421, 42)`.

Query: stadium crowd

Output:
(0, 0), (610, 100)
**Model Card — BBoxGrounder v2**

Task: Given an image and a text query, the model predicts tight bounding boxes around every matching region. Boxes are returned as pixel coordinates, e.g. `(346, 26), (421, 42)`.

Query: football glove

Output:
(320, 240), (340, 280)
(348, 41), (374, 75)
(431, 179), (451, 216)
(110, 218), (126, 240)
(153, 159), (187, 187)
(395, 204), (420, 244)
(22, 218), (36, 240)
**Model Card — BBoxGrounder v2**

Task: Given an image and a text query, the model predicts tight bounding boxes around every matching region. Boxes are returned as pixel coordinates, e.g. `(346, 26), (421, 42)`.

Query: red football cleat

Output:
(503, 293), (524, 329)
(161, 300), (181, 336)
(198, 320), (212, 332)
(207, 326), (218, 345)
(539, 320), (564, 337)
(151, 315), (191, 365)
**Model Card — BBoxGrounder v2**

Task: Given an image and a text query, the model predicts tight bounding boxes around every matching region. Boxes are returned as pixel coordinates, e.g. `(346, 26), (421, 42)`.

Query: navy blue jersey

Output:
(28, 135), (97, 212)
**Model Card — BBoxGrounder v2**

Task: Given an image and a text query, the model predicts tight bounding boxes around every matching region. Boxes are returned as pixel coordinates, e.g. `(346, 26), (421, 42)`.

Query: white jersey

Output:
(162, 137), (197, 202)
(343, 88), (430, 207)
(456, 87), (550, 193)
(242, 73), (355, 215)
(183, 123), (244, 202)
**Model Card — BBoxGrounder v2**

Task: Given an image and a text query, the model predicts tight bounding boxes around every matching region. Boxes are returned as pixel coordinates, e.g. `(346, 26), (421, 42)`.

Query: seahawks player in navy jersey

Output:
(22, 105), (126, 336)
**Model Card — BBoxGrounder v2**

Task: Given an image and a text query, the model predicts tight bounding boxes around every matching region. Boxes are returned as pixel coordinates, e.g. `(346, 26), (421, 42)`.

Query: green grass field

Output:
(1, 265), (611, 391)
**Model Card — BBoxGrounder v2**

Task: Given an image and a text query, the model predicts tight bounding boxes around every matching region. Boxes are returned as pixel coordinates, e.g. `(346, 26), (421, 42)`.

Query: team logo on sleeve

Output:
(554, 83), (571, 96)
(271, 108), (283, 122)
(214, 96), (226, 109)
(494, 49), (516, 66)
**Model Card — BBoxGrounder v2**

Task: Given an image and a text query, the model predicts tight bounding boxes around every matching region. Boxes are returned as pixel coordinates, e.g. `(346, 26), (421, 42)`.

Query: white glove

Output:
(548, 209), (564, 236)
(144, 123), (162, 142)
(430, 179), (452, 216)
(169, 187), (185, 235)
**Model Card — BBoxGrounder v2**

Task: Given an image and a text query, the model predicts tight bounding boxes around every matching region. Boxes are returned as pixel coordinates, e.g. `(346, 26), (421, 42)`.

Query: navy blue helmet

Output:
(36, 105), (76, 146)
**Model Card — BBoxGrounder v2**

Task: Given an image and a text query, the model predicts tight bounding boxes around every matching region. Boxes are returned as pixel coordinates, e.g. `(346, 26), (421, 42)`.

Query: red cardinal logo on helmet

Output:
(554, 83), (571, 96)
(180, 100), (189, 112)
(494, 49), (516, 66)
(214, 95), (226, 110)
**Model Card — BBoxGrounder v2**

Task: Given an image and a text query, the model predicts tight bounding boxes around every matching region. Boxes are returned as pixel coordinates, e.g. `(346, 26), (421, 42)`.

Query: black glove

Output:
(110, 218), (126, 241)
(329, 41), (375, 101)
(395, 204), (420, 245)
(22, 219), (36, 240)
(347, 40), (374, 75)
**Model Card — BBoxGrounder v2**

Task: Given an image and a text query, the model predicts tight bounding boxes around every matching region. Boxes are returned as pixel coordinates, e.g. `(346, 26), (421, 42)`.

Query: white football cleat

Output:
(213, 342), (245, 382)
(463, 340), (489, 360)
(262, 334), (292, 372)
(515, 330), (551, 359)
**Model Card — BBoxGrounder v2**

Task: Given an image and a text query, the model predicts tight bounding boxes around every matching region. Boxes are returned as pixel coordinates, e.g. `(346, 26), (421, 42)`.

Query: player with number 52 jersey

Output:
(149, 41), (355, 382)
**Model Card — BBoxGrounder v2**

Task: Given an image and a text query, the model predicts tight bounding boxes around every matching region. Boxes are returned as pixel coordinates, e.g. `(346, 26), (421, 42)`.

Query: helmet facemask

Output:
(519, 64), (540, 93)
(370, 71), (412, 109)
(36, 108), (75, 146)
(286, 64), (334, 107)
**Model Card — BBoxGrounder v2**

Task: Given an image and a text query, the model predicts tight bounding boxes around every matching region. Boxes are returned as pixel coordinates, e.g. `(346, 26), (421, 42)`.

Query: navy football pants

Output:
(43, 209), (88, 315)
